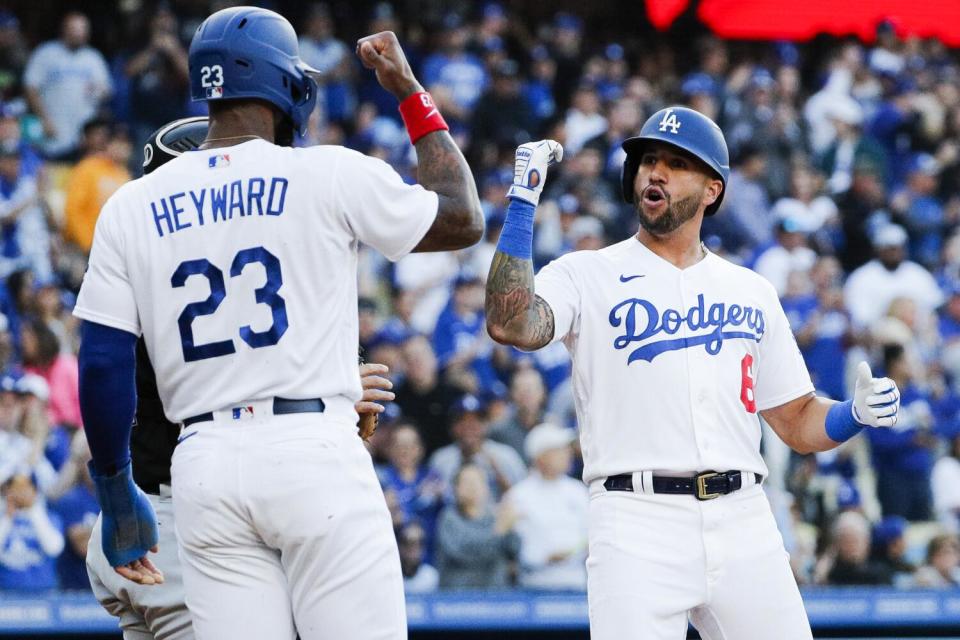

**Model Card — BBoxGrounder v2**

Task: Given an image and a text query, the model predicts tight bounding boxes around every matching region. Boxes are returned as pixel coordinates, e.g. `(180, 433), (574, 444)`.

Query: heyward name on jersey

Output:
(150, 176), (289, 238)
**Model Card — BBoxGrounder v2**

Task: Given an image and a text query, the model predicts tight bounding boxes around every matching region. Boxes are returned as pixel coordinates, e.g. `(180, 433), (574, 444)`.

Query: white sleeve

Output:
(73, 195), (140, 335)
(753, 284), (814, 411)
(842, 270), (873, 328)
(534, 256), (580, 346)
(932, 460), (960, 513)
(334, 147), (438, 262)
(27, 503), (64, 557)
(92, 51), (112, 95)
(920, 270), (945, 311)
(23, 46), (47, 90)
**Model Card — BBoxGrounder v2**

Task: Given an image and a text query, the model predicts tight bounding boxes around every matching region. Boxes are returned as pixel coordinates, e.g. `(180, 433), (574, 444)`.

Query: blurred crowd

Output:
(1, 0), (960, 594)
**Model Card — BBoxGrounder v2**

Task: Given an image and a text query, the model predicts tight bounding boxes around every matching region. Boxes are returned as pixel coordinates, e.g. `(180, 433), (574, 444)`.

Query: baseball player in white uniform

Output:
(83, 116), (398, 640)
(74, 8), (481, 640)
(485, 108), (901, 640)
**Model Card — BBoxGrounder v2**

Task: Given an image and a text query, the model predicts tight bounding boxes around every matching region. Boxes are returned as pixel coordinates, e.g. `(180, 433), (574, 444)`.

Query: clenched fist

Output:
(356, 31), (423, 100)
(507, 140), (564, 206)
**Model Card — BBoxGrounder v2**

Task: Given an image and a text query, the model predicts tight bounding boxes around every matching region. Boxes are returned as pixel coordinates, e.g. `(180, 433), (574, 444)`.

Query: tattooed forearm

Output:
(412, 130), (484, 252)
(485, 251), (555, 350)
(486, 252), (531, 326)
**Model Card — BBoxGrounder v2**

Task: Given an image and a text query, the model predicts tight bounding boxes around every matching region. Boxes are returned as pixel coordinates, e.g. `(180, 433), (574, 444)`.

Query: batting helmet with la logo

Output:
(620, 106), (730, 216)
(658, 108), (681, 134)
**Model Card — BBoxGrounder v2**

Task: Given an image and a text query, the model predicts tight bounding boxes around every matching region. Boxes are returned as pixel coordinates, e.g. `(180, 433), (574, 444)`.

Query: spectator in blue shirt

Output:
(709, 143), (773, 256)
(377, 421), (444, 552)
(867, 77), (919, 188)
(298, 4), (355, 124)
(122, 7), (190, 162)
(891, 153), (947, 268)
(432, 271), (498, 397)
(0, 104), (42, 180)
(523, 46), (557, 126)
(867, 343), (937, 520)
(23, 12), (111, 160)
(787, 263), (851, 401)
(420, 14), (487, 116)
(0, 141), (51, 282)
(871, 515), (916, 588)
(681, 72), (721, 123)
(0, 472), (63, 590)
(49, 434), (97, 590)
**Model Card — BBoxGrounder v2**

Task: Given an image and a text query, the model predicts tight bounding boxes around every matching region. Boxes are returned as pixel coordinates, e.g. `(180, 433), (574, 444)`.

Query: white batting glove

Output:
(506, 139), (563, 206)
(852, 361), (900, 428)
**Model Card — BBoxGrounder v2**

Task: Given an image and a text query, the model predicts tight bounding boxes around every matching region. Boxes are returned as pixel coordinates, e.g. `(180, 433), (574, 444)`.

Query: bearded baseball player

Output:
(486, 108), (900, 640)
(75, 7), (482, 640)
(83, 116), (396, 640)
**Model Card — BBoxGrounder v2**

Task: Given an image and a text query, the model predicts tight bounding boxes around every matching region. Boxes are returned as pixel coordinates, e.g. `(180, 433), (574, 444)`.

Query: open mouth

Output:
(642, 185), (668, 207)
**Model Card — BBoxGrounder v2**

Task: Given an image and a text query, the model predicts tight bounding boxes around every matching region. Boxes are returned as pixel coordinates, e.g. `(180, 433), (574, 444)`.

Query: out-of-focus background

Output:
(0, 0), (959, 637)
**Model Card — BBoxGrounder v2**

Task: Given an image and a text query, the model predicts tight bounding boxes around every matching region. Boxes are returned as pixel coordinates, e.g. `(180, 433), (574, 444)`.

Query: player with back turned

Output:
(486, 108), (901, 639)
(83, 116), (397, 640)
(74, 7), (482, 640)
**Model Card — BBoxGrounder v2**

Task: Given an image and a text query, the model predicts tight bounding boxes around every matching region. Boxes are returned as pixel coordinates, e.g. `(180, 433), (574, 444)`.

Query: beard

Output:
(635, 186), (702, 236)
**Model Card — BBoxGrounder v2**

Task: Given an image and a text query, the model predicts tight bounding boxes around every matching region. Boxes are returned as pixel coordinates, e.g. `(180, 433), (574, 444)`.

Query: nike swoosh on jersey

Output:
(619, 274), (646, 282)
(176, 431), (198, 445)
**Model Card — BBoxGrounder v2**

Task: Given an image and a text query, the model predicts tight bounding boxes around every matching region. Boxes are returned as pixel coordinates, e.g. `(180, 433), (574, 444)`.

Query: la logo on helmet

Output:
(658, 108), (681, 134)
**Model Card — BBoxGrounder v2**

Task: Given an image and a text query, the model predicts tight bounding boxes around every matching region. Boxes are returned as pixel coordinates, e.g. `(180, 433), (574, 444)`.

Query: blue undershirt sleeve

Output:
(78, 320), (138, 476)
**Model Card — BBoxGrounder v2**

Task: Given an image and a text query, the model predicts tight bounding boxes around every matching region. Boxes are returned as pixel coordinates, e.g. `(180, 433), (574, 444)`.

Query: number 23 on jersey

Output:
(172, 245), (288, 362)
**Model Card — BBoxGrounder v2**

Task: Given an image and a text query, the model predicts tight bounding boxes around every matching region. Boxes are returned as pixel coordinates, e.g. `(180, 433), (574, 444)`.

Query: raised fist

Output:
(356, 31), (423, 100)
(507, 140), (563, 207)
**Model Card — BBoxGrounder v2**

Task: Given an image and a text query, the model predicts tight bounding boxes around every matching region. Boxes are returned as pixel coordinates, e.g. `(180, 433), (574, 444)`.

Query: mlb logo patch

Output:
(208, 154), (230, 169)
(232, 406), (255, 420)
(207, 86), (223, 99)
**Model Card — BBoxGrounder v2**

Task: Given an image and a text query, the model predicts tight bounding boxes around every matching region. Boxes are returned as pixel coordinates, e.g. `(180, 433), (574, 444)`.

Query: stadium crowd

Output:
(1, 0), (960, 594)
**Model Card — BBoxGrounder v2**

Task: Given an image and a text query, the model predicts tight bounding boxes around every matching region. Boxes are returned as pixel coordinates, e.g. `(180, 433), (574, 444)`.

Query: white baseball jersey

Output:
(75, 139), (437, 422)
(535, 238), (814, 483)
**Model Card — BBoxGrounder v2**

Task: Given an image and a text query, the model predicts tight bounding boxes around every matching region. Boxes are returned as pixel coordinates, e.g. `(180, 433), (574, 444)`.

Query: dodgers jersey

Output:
(535, 238), (814, 483)
(74, 139), (437, 422)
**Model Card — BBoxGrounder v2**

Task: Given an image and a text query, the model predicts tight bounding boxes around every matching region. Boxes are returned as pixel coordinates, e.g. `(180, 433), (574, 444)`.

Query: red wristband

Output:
(398, 92), (449, 144)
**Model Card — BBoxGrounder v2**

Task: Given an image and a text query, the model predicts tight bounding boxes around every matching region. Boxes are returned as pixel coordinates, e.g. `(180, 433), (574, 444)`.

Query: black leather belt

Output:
(182, 397), (326, 426)
(603, 470), (760, 501)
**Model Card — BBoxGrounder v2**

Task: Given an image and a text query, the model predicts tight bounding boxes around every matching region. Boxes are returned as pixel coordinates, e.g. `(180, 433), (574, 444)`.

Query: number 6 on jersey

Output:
(740, 353), (757, 414)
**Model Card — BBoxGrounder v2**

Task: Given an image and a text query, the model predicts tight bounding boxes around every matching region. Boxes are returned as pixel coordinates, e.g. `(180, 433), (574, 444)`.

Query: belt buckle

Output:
(695, 471), (721, 501)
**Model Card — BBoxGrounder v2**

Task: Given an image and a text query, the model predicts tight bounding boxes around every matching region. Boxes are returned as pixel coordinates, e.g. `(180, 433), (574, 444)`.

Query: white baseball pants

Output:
(586, 480), (812, 640)
(171, 406), (405, 640)
(87, 487), (194, 640)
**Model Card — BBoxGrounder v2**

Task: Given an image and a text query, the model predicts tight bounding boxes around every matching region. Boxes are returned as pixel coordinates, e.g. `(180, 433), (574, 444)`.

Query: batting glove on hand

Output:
(507, 139), (563, 206)
(852, 361), (900, 428)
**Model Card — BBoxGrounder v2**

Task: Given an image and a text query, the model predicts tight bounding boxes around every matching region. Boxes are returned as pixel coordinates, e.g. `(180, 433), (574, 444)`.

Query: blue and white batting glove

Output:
(852, 361), (900, 428)
(89, 460), (159, 568)
(506, 139), (563, 206)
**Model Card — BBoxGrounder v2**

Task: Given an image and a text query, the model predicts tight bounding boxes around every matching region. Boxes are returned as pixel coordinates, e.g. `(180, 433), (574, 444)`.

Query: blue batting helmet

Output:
(189, 7), (318, 136)
(621, 106), (730, 216)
